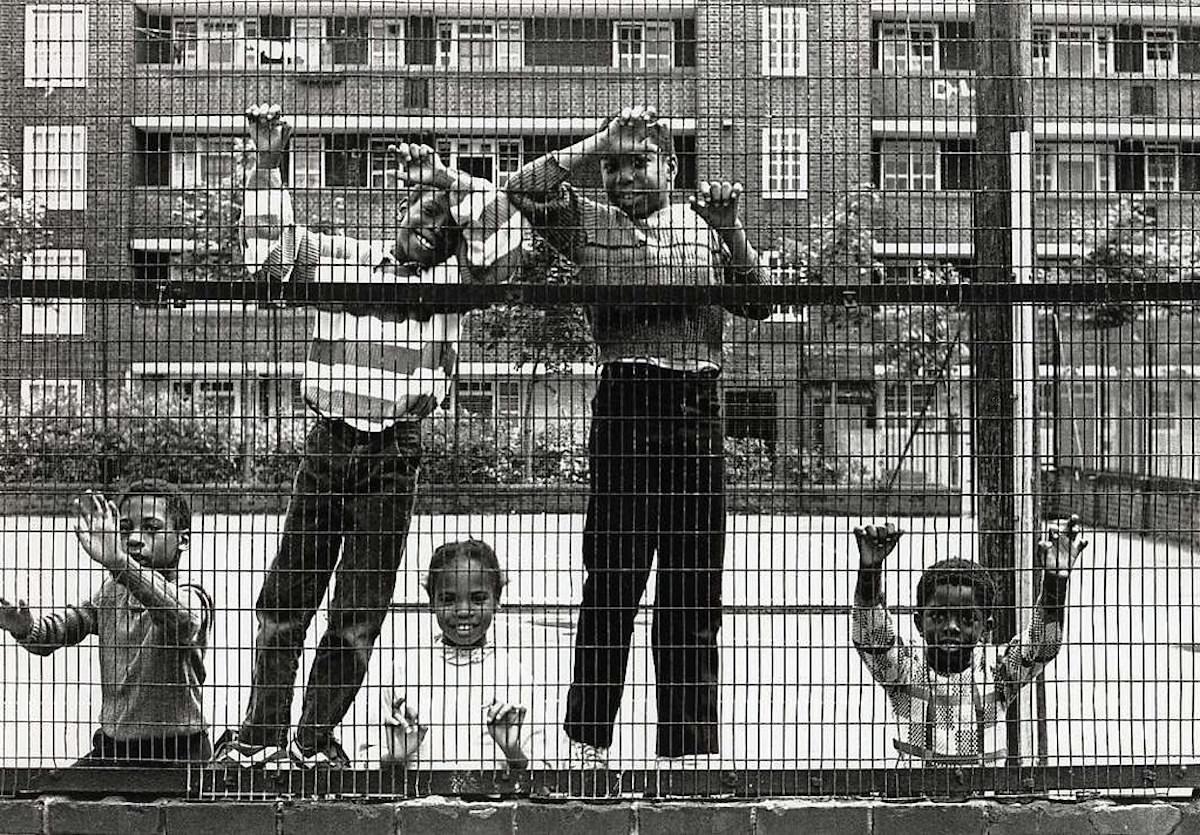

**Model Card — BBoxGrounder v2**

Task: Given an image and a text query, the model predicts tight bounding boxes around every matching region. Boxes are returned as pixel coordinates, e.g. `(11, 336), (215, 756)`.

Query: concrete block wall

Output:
(1, 798), (1200, 835)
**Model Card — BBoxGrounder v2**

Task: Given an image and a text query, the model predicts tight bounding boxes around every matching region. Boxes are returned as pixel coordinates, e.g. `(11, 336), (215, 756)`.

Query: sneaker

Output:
(281, 736), (351, 770)
(210, 730), (288, 769)
(569, 741), (609, 770)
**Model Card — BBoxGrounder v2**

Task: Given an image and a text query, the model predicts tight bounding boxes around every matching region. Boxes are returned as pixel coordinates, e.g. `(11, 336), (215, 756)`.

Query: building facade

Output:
(1, 0), (1195, 489)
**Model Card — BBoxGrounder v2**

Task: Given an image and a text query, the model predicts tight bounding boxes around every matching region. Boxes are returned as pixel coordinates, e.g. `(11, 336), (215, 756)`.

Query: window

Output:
(613, 21), (673, 70)
(1146, 144), (1178, 192)
(291, 136), (324, 189)
(170, 136), (239, 188)
(760, 251), (807, 321)
(21, 249), (86, 336)
(25, 4), (87, 87)
(21, 378), (83, 409)
(761, 126), (808, 199)
(496, 381), (521, 416)
(878, 23), (936, 74)
(1031, 26), (1110, 76)
(1144, 28), (1177, 76)
(23, 125), (87, 210)
(370, 18), (405, 68)
(879, 141), (937, 191)
(134, 131), (171, 186)
(726, 388), (779, 442)
(325, 134), (370, 187)
(437, 19), (523, 70)
(760, 6), (807, 76)
(133, 249), (173, 284)
(326, 17), (369, 67)
(456, 381), (493, 415)
(884, 380), (942, 426)
(135, 11), (173, 64)
(1034, 144), (1112, 193)
(939, 139), (976, 190)
(447, 139), (522, 187)
(172, 17), (258, 69)
(171, 379), (238, 416)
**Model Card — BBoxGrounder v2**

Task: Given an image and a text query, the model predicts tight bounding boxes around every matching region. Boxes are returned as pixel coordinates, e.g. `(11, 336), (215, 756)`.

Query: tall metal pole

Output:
(973, 0), (1038, 762)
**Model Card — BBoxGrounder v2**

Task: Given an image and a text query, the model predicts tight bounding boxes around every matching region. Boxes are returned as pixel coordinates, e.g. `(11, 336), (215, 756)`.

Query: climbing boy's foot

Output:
(279, 736), (351, 770)
(210, 730), (289, 769)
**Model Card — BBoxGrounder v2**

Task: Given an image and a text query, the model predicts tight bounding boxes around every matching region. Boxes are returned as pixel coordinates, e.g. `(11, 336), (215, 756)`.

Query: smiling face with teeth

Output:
(394, 187), (463, 267)
(428, 553), (501, 648)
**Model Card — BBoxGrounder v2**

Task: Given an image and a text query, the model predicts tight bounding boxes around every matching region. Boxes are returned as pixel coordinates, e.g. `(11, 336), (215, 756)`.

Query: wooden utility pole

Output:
(973, 0), (1038, 762)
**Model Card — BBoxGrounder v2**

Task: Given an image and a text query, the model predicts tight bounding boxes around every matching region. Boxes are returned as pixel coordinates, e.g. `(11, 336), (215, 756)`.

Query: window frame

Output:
(170, 135), (240, 188)
(23, 124), (87, 210)
(20, 249), (87, 337)
(21, 377), (84, 410)
(1034, 143), (1114, 193)
(436, 18), (524, 71)
(171, 16), (259, 69)
(1031, 25), (1111, 76)
(24, 4), (87, 87)
(612, 20), (674, 71)
(761, 126), (809, 199)
(1145, 143), (1179, 192)
(878, 22), (938, 74)
(1143, 27), (1178, 76)
(878, 140), (939, 192)
(760, 6), (807, 77)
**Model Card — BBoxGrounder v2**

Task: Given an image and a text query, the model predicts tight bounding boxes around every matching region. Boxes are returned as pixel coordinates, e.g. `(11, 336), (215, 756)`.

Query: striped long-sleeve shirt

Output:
(851, 584), (1067, 764)
(505, 153), (771, 371)
(18, 579), (212, 741)
(242, 170), (523, 432)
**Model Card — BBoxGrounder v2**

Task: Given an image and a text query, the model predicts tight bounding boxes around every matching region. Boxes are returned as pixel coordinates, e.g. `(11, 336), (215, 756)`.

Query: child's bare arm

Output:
(505, 106), (659, 259)
(851, 524), (912, 685)
(994, 516), (1087, 701)
(690, 181), (772, 320)
(242, 103), (377, 283)
(74, 494), (207, 645)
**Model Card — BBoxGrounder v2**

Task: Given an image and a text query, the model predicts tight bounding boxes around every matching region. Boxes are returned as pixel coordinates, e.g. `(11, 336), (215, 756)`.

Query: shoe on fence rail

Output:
(210, 729), (289, 769)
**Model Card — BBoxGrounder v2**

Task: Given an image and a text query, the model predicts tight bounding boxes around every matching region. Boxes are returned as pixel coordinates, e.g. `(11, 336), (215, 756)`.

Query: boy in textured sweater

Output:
(0, 481), (212, 767)
(506, 104), (771, 765)
(214, 104), (522, 769)
(852, 518), (1086, 764)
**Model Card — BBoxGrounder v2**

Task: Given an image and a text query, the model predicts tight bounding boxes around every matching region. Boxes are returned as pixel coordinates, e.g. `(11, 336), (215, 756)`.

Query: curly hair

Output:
(915, 558), (999, 615)
(118, 478), (192, 533)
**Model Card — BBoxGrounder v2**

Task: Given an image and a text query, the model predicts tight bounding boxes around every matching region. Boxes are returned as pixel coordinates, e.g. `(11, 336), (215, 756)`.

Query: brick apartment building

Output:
(1, 0), (1195, 490)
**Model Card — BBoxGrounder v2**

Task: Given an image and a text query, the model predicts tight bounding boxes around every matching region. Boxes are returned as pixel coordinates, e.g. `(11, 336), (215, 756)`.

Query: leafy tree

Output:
(0, 151), (48, 278)
(1066, 197), (1197, 328)
(468, 233), (593, 478)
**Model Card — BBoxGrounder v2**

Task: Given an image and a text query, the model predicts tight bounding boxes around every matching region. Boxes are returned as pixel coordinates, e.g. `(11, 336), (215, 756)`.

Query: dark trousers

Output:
(241, 417), (420, 751)
(564, 362), (725, 757)
(72, 730), (212, 768)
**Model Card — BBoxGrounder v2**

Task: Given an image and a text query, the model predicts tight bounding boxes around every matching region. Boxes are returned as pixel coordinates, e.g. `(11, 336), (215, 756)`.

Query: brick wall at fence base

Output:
(1050, 467), (1200, 545)
(4, 798), (1200, 834)
(0, 484), (962, 518)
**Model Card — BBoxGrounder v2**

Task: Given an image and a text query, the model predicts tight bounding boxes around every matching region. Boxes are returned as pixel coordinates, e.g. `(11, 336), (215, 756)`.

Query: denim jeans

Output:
(564, 362), (725, 757)
(240, 418), (420, 751)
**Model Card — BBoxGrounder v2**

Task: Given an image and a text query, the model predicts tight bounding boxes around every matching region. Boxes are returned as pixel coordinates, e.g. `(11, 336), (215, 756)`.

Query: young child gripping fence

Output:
(0, 481), (213, 767)
(851, 518), (1087, 764)
(505, 104), (773, 767)
(214, 104), (523, 770)
(381, 540), (538, 770)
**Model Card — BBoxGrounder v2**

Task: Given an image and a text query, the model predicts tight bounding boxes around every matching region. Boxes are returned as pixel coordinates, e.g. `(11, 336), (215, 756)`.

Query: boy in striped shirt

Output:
(214, 104), (521, 769)
(851, 518), (1086, 765)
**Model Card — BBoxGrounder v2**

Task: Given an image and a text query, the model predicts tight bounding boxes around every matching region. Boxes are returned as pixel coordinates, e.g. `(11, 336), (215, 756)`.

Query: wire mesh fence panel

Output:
(0, 0), (1198, 801)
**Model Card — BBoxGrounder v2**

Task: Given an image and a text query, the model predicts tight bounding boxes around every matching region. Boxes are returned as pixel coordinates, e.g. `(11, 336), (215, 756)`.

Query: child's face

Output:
(601, 149), (676, 219)
(915, 582), (988, 674)
(429, 556), (499, 647)
(394, 191), (459, 267)
(118, 495), (187, 571)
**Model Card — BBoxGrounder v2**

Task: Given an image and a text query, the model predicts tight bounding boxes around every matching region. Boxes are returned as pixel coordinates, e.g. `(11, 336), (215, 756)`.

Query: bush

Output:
(0, 392), (241, 485)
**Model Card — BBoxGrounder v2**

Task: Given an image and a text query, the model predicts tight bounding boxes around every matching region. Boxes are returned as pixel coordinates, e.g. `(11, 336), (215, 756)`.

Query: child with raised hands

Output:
(216, 104), (522, 770)
(505, 103), (773, 767)
(851, 517), (1087, 765)
(381, 540), (538, 770)
(0, 481), (213, 767)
